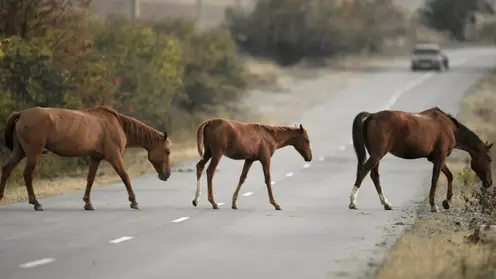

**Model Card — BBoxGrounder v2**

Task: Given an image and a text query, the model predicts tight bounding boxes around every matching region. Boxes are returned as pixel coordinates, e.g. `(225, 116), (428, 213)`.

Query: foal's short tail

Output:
(4, 111), (21, 152)
(196, 120), (210, 158)
(352, 111), (371, 169)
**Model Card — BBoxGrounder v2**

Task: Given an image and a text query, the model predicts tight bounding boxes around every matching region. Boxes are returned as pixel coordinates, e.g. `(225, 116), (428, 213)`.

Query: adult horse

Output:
(350, 107), (493, 212)
(192, 118), (312, 210)
(0, 105), (172, 211)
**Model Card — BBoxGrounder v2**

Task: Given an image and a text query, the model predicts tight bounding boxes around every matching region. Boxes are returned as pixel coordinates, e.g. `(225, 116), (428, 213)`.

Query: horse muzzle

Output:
(158, 172), (171, 181)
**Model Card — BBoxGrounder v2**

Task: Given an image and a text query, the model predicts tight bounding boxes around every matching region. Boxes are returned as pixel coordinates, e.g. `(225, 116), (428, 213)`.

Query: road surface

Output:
(1, 46), (496, 279)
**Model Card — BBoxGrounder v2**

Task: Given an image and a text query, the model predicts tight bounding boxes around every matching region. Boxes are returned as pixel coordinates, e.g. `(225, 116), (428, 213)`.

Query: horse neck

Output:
(267, 127), (298, 149)
(454, 126), (484, 156)
(118, 115), (163, 150)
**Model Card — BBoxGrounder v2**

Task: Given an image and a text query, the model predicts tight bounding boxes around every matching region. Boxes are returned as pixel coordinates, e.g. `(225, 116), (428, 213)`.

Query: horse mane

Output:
(86, 105), (170, 146)
(255, 123), (295, 134)
(433, 106), (484, 147)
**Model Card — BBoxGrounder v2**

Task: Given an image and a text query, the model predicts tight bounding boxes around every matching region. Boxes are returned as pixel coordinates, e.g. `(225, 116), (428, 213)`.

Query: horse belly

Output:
(390, 141), (431, 159)
(46, 129), (103, 157)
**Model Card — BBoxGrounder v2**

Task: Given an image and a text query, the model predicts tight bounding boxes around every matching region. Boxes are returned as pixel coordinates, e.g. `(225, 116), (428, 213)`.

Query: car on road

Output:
(410, 43), (449, 72)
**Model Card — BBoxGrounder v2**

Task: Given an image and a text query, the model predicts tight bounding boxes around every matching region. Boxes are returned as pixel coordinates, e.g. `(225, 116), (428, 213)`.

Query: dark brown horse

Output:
(192, 118), (312, 210)
(0, 105), (172, 211)
(350, 107), (493, 212)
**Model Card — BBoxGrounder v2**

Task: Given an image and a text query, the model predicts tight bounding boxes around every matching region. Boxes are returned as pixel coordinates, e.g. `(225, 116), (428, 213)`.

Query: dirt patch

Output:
(373, 71), (496, 279)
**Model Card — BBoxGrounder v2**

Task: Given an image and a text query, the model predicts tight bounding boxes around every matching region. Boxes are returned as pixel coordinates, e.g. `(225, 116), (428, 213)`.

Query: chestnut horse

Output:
(0, 105), (172, 211)
(192, 118), (312, 210)
(350, 107), (493, 212)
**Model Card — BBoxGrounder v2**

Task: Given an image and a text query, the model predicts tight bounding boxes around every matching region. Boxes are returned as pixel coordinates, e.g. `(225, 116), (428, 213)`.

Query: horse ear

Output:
(486, 142), (494, 151)
(299, 124), (304, 132)
(163, 131), (168, 140)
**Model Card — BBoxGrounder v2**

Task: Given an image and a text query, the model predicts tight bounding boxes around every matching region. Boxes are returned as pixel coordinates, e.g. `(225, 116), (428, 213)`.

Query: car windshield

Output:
(413, 48), (440, 55)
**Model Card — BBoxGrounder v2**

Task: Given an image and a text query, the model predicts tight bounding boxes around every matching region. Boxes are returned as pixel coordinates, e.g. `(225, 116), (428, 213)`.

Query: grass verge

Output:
(373, 70), (496, 279)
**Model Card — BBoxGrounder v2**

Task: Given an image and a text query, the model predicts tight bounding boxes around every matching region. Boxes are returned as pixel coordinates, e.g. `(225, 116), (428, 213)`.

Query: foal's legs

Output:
(441, 164), (454, 210)
(192, 148), (212, 207)
(0, 150), (25, 200)
(108, 155), (139, 210)
(232, 159), (254, 209)
(206, 151), (222, 209)
(23, 155), (43, 211)
(370, 162), (393, 210)
(82, 157), (101, 210)
(349, 155), (382, 210)
(261, 159), (280, 210)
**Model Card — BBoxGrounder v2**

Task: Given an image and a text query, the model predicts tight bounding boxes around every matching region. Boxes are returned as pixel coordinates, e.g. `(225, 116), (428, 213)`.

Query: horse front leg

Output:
(232, 159), (254, 209)
(108, 155), (139, 210)
(206, 152), (222, 209)
(261, 158), (280, 210)
(441, 164), (454, 210)
(82, 158), (101, 210)
(429, 158), (445, 213)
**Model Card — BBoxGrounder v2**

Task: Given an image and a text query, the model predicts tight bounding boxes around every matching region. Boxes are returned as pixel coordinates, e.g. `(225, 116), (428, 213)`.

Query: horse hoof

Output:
(0, 194), (3, 200)
(130, 203), (140, 210)
(84, 204), (95, 211)
(231, 205), (238, 210)
(431, 206), (439, 213)
(384, 204), (393, 211)
(212, 205), (219, 210)
(442, 200), (450, 210)
(349, 204), (358, 210)
(192, 200), (198, 207)
(275, 207), (282, 210)
(34, 205), (44, 211)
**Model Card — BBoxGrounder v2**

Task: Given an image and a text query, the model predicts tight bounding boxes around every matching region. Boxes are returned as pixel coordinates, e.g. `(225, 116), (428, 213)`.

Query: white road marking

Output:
(338, 145), (346, 151)
(171, 217), (190, 223)
(19, 258), (55, 269)
(286, 172), (294, 177)
(318, 156), (325, 161)
(349, 139), (353, 145)
(271, 181), (276, 185)
(217, 202), (225, 206)
(109, 236), (133, 244)
(243, 192), (253, 197)
(303, 163), (311, 168)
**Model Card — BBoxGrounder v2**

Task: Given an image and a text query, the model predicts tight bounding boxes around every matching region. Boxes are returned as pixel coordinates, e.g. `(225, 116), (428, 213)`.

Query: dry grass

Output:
(374, 71), (496, 279)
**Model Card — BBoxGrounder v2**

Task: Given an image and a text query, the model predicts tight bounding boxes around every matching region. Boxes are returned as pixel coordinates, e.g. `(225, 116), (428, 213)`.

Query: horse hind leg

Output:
(193, 148), (212, 207)
(232, 159), (254, 210)
(206, 151), (222, 209)
(370, 162), (393, 210)
(0, 149), (26, 200)
(441, 164), (453, 210)
(23, 155), (43, 211)
(82, 158), (101, 210)
(349, 155), (381, 210)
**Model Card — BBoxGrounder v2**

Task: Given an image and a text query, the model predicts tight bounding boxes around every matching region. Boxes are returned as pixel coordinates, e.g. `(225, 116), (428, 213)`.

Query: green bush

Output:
(226, 0), (406, 65)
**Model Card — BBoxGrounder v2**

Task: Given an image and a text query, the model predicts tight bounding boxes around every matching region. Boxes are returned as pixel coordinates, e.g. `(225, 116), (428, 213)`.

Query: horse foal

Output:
(192, 118), (312, 210)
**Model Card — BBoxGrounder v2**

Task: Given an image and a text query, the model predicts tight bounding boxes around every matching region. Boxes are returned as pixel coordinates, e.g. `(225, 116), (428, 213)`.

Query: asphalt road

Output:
(1, 46), (496, 279)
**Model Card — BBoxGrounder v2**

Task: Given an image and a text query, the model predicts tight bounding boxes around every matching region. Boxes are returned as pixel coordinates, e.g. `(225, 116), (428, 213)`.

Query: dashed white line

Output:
(349, 139), (353, 145)
(286, 172), (294, 177)
(171, 217), (190, 223)
(318, 156), (325, 161)
(271, 181), (276, 185)
(303, 163), (311, 168)
(109, 236), (133, 244)
(19, 258), (55, 269)
(217, 202), (225, 206)
(243, 192), (253, 197)
(338, 145), (346, 151)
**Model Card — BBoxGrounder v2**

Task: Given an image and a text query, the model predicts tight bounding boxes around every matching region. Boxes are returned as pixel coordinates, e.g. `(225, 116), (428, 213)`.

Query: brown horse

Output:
(192, 118), (312, 210)
(0, 105), (172, 211)
(350, 107), (493, 212)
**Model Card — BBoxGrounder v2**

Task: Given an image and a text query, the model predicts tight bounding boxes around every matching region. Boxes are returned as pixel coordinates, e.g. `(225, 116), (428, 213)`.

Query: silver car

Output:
(410, 43), (449, 72)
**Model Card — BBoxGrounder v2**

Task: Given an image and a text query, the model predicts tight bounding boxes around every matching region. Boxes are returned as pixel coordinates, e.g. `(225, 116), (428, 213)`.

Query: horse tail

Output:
(352, 111), (372, 169)
(196, 120), (210, 158)
(4, 111), (21, 152)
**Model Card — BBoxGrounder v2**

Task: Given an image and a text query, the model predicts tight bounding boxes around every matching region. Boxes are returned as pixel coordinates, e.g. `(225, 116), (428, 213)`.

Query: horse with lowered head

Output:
(350, 106), (493, 213)
(0, 105), (172, 211)
(192, 118), (312, 210)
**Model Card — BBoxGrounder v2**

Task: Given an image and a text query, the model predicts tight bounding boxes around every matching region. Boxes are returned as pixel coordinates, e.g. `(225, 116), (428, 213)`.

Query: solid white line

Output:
(217, 202), (225, 206)
(109, 236), (133, 244)
(286, 172), (294, 177)
(19, 258), (55, 269)
(303, 163), (311, 168)
(383, 73), (434, 110)
(243, 192), (253, 197)
(171, 217), (190, 223)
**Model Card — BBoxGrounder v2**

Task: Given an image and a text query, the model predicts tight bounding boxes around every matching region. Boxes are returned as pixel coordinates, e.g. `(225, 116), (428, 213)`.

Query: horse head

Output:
(292, 124), (312, 162)
(148, 131), (172, 181)
(470, 141), (493, 188)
